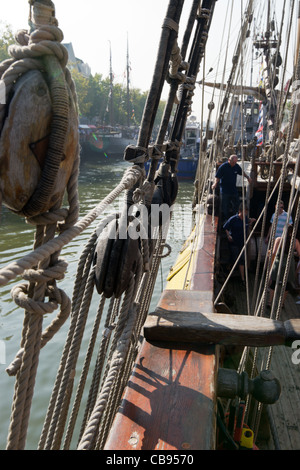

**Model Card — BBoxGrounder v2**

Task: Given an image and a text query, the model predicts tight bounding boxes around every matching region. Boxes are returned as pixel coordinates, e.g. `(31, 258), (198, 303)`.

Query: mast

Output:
(253, 0), (280, 144)
(126, 33), (130, 127)
(109, 40), (114, 126)
(216, 0), (255, 139)
(293, 1), (300, 139)
(295, 0), (300, 68)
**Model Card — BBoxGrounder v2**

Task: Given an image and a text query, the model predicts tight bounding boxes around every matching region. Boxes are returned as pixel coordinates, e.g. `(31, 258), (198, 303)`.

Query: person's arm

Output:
(265, 224), (272, 243)
(225, 229), (233, 242)
(212, 177), (220, 190)
(268, 236), (281, 267)
(245, 173), (252, 184)
(295, 239), (300, 257)
(272, 236), (281, 256)
(241, 167), (252, 184)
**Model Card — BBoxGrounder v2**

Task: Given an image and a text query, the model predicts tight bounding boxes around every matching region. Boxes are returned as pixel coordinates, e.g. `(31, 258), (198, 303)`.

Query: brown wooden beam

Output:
(144, 308), (300, 347)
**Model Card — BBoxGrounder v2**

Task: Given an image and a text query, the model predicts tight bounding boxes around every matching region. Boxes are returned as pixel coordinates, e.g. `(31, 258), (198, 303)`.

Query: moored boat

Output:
(79, 124), (137, 161)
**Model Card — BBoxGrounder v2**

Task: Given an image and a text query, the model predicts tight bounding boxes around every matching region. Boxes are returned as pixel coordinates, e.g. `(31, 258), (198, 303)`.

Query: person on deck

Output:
(269, 225), (300, 307)
(223, 204), (256, 286)
(212, 154), (252, 221)
(265, 200), (293, 243)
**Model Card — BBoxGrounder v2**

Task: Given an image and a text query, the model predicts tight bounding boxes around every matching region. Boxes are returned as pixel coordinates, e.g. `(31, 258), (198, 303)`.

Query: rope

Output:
(77, 292), (138, 450)
(2, 0), (77, 450)
(1, 0), (218, 451)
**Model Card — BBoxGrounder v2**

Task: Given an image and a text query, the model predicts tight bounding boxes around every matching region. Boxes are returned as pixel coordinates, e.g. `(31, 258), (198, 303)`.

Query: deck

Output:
(104, 211), (300, 451)
(224, 273), (300, 450)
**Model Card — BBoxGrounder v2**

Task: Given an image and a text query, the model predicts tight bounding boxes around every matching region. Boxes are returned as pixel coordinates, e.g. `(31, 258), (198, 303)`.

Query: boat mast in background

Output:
(126, 33), (131, 127)
(108, 40), (114, 127)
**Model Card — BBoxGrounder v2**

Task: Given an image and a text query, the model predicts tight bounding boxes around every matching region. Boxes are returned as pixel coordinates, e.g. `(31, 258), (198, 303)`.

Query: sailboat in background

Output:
(79, 39), (137, 161)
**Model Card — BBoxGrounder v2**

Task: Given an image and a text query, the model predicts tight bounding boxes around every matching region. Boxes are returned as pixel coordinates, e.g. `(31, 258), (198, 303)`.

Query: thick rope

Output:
(3, 0), (80, 450)
(77, 296), (138, 450)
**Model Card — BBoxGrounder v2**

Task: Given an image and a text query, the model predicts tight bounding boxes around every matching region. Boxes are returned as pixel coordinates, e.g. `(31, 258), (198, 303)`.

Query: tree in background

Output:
(0, 22), (15, 62)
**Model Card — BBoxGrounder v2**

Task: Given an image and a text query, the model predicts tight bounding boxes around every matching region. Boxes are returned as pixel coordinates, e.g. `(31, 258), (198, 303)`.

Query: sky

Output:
(1, 0), (296, 123)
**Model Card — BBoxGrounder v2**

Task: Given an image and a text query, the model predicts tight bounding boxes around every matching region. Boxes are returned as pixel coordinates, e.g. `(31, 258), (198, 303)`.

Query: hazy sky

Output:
(2, 0), (296, 122)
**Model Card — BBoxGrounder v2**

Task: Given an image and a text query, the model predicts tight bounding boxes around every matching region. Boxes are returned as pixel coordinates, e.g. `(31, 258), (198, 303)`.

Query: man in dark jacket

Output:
(223, 204), (255, 285)
(212, 154), (251, 221)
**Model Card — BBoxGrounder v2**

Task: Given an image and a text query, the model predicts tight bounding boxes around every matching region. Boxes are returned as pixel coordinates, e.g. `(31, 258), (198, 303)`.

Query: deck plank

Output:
(104, 340), (219, 450)
(222, 270), (300, 450)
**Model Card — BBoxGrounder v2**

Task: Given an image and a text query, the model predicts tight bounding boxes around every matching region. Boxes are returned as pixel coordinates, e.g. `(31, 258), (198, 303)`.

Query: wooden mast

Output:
(293, 1), (300, 139)
(108, 40), (114, 126)
(126, 33), (130, 127)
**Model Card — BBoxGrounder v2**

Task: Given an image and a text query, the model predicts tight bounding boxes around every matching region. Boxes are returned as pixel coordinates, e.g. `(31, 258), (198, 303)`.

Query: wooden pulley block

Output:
(152, 166), (178, 209)
(0, 69), (78, 215)
(149, 175), (177, 231)
(114, 234), (141, 298)
(94, 218), (117, 295)
(94, 216), (142, 299)
(103, 231), (125, 299)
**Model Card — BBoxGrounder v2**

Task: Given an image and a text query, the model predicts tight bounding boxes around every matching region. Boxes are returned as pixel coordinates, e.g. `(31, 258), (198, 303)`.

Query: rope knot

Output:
(22, 259), (68, 283)
(11, 283), (58, 316)
(121, 165), (145, 190)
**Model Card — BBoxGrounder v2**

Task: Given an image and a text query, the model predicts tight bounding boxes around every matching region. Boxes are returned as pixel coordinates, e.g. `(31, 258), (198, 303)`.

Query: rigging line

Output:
(195, 0), (232, 204)
(242, 18), (300, 431)
(238, 0), (249, 307)
(252, 185), (300, 438)
(251, 0), (294, 312)
(276, 0), (295, 124)
(137, 0), (185, 150)
(244, 162), (299, 391)
(242, 178), (300, 422)
(252, 174), (298, 320)
(208, 0), (235, 175)
(255, 101), (296, 320)
(214, 0), (255, 150)
(214, 171), (283, 307)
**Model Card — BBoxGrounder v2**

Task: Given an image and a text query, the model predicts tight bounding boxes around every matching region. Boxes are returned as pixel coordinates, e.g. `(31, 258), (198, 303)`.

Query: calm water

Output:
(0, 157), (195, 449)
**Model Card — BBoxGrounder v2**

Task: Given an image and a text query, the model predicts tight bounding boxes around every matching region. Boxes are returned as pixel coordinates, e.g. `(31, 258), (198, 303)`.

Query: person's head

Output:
(238, 203), (248, 218)
(228, 154), (238, 167)
(276, 200), (284, 214)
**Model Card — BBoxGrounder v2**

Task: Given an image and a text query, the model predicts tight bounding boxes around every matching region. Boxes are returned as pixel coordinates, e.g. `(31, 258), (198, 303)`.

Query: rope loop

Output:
(22, 259), (68, 283)
(163, 17), (179, 33)
(26, 208), (70, 226)
(158, 243), (172, 258)
(133, 180), (154, 203)
(11, 283), (58, 316)
(120, 165), (145, 189)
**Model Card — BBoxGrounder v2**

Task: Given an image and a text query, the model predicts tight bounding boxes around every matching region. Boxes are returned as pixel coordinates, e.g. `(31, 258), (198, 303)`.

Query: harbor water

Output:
(0, 157), (195, 449)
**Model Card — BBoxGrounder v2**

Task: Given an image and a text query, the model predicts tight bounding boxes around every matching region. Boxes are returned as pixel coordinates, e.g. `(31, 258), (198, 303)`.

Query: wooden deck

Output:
(224, 274), (300, 450)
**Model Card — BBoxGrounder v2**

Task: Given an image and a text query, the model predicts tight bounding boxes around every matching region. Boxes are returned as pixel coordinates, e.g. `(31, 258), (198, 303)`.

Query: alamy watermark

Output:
(0, 79), (5, 105)
(291, 80), (300, 105)
(99, 201), (204, 242)
(0, 340), (6, 365)
(291, 340), (300, 365)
